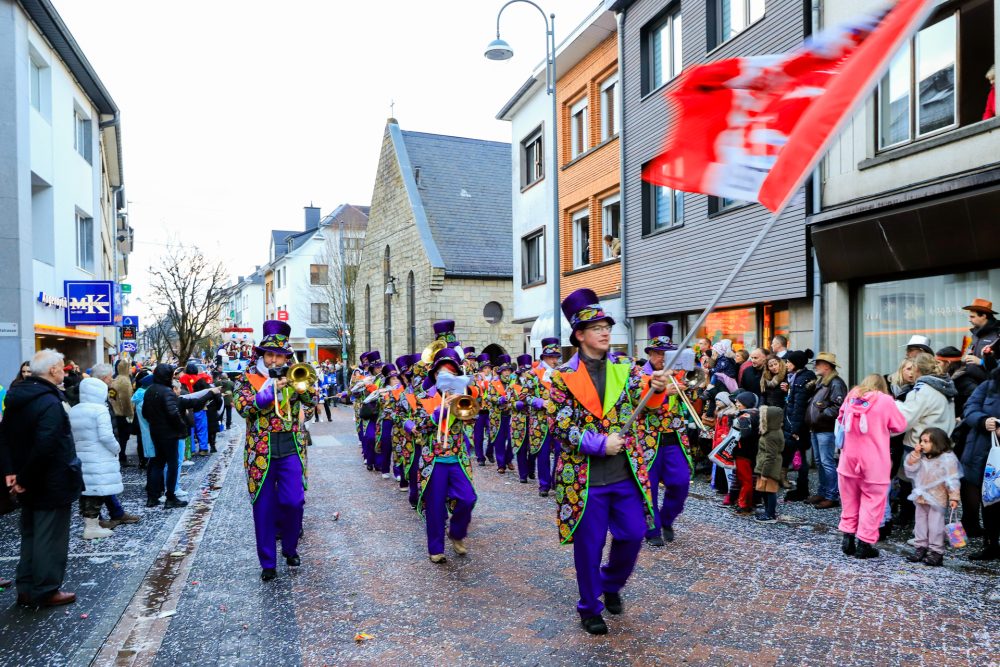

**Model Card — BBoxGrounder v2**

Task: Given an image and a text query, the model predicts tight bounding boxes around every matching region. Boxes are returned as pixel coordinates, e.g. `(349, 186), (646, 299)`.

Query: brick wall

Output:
(556, 32), (621, 300)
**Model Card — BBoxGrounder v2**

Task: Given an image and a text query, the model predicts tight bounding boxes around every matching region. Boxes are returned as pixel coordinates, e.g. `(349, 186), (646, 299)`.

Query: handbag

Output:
(945, 509), (967, 549)
(983, 432), (1000, 507)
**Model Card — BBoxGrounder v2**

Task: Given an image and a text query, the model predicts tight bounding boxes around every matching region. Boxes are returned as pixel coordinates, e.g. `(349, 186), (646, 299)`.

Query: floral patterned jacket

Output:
(234, 358), (315, 503)
(508, 373), (530, 452)
(547, 352), (665, 544)
(410, 391), (474, 515)
(526, 366), (553, 455)
(637, 362), (693, 471)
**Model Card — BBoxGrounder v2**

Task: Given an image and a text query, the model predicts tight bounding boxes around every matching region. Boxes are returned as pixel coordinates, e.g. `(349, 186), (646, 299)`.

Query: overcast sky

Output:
(54, 0), (597, 318)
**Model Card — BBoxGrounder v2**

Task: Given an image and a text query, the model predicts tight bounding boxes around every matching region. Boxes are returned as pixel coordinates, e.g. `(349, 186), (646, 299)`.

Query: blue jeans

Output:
(103, 495), (124, 520)
(811, 431), (839, 501)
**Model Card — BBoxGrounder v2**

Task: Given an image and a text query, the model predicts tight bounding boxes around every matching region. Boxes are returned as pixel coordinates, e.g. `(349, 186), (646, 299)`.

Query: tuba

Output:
(288, 363), (318, 393)
(420, 340), (447, 366)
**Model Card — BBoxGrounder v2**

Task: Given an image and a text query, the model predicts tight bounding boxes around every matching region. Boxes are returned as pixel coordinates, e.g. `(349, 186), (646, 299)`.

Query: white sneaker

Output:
(158, 495), (166, 503)
(182, 460), (195, 467)
(381, 473), (391, 479)
(175, 489), (189, 499)
(83, 517), (114, 539)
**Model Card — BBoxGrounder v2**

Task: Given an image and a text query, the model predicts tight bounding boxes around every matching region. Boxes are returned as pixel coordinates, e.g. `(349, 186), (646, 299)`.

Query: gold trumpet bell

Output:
(420, 340), (447, 366)
(452, 394), (481, 421)
(288, 362), (318, 392)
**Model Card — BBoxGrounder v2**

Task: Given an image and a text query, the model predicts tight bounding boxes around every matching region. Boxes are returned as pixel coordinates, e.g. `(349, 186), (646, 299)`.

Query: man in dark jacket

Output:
(782, 350), (816, 502)
(739, 348), (766, 398)
(963, 298), (1000, 372)
(0, 350), (83, 607)
(804, 353), (848, 509)
(142, 365), (213, 508)
(961, 371), (1000, 559)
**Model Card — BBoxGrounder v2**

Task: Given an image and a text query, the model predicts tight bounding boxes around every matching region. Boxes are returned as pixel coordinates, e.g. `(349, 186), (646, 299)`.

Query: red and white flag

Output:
(643, 0), (934, 214)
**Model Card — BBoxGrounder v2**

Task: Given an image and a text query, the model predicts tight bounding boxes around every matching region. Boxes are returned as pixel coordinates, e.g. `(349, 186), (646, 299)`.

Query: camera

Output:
(268, 366), (289, 379)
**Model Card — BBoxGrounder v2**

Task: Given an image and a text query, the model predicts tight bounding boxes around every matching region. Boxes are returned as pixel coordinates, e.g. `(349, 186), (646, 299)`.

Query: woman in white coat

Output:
(70, 378), (125, 539)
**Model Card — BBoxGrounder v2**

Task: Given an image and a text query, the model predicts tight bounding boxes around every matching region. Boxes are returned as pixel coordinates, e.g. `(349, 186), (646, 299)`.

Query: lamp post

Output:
(486, 1), (561, 347)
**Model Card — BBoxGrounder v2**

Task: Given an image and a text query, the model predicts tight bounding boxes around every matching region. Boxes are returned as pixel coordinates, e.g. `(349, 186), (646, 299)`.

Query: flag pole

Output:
(623, 203), (790, 433)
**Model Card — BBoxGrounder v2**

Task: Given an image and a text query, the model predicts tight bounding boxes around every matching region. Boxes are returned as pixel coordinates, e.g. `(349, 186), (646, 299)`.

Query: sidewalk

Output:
(0, 428), (240, 667)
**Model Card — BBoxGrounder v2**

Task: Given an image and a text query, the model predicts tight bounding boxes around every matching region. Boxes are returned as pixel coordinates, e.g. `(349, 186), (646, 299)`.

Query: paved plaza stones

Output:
(1, 406), (997, 665)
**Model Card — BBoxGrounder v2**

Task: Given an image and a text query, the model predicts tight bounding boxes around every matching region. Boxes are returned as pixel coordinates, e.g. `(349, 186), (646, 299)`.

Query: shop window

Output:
(855, 269), (1000, 377)
(877, 1), (995, 150)
(688, 306), (758, 351)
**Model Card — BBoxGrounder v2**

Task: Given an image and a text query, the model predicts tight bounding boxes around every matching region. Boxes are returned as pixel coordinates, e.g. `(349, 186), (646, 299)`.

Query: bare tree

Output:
(147, 243), (229, 363)
(296, 220), (362, 364)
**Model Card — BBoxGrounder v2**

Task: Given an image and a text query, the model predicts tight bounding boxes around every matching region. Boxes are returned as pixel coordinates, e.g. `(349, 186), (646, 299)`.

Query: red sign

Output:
(277, 310), (289, 322)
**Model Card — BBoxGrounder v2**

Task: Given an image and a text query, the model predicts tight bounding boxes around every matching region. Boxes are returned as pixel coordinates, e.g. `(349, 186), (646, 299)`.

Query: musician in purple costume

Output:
(547, 289), (667, 635)
(233, 320), (314, 581)
(472, 353), (493, 466)
(351, 352), (370, 442)
(373, 364), (402, 478)
(408, 347), (477, 563)
(511, 354), (535, 483)
(533, 337), (561, 496)
(488, 355), (514, 473)
(356, 351), (384, 471)
(638, 323), (693, 547)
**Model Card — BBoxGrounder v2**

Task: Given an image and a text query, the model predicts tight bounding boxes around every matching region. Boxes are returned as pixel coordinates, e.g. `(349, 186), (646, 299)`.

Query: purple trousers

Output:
(492, 414), (511, 470)
(516, 431), (533, 482)
(252, 454), (305, 569)
(573, 478), (646, 619)
(361, 420), (377, 467)
(376, 419), (393, 473)
(423, 461), (477, 555)
(473, 412), (490, 464)
(646, 441), (691, 538)
(536, 434), (556, 492)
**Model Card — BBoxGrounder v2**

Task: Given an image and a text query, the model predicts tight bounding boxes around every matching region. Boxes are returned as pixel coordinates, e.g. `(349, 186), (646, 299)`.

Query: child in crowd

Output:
(712, 392), (738, 502)
(755, 405), (785, 523)
(904, 427), (962, 567)
(732, 392), (761, 516)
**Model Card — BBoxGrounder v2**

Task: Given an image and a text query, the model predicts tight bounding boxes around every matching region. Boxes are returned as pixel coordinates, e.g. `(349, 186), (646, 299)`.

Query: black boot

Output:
(854, 540), (879, 559)
(603, 591), (623, 615)
(969, 539), (1000, 561)
(581, 615), (608, 635)
(261, 568), (277, 581)
(841, 533), (856, 556)
(906, 547), (928, 563)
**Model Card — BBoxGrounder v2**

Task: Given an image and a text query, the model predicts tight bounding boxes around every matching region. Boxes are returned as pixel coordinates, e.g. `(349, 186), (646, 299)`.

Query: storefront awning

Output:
(811, 182), (1000, 283)
(35, 324), (98, 339)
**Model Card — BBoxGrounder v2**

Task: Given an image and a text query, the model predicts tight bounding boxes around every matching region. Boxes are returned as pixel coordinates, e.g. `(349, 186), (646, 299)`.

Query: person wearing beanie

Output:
(637, 323), (694, 546)
(233, 320), (315, 582)
(530, 338), (562, 496)
(509, 354), (536, 484)
(549, 289), (668, 635)
(782, 350), (816, 502)
(712, 392), (739, 505)
(731, 392), (760, 515)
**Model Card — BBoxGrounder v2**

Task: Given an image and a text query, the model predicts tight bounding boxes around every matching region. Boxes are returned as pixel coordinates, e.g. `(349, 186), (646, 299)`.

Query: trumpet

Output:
(685, 368), (708, 390)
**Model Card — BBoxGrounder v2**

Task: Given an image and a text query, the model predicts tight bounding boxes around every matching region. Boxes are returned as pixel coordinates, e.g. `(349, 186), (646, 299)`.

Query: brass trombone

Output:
(667, 374), (708, 434)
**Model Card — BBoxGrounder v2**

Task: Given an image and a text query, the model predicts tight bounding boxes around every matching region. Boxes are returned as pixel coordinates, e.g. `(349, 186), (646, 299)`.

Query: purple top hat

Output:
(432, 320), (458, 343)
(516, 353), (533, 370)
(447, 341), (463, 350)
(561, 288), (615, 347)
(359, 351), (369, 368)
(464, 347), (477, 360)
(540, 337), (561, 357)
(496, 353), (513, 372)
(423, 347), (464, 391)
(394, 355), (410, 372)
(382, 364), (399, 379)
(476, 353), (492, 366)
(255, 320), (294, 356)
(367, 350), (382, 367)
(644, 322), (678, 354)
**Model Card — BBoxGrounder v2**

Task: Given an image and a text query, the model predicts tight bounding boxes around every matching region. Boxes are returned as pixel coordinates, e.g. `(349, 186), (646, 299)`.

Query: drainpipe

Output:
(616, 9), (634, 356)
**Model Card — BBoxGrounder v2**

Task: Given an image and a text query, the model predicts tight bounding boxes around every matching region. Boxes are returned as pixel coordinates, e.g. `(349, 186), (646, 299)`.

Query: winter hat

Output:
(255, 320), (295, 356)
(784, 349), (813, 370)
(735, 391), (758, 409)
(935, 346), (963, 362)
(715, 392), (734, 409)
(712, 339), (734, 358)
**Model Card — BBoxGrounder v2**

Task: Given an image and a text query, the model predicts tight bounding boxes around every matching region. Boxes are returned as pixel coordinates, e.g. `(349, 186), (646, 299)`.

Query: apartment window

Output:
(74, 109), (92, 163)
(275, 270), (281, 289)
(643, 180), (684, 234)
(570, 97), (588, 159)
(600, 73), (619, 141)
(601, 195), (621, 252)
(311, 303), (330, 324)
(75, 213), (94, 272)
(30, 59), (41, 111)
(645, 8), (683, 94)
(572, 209), (591, 268)
(310, 264), (329, 285)
(878, 11), (967, 149)
(521, 229), (545, 286)
(711, 0), (765, 49)
(708, 196), (748, 215)
(520, 126), (544, 188)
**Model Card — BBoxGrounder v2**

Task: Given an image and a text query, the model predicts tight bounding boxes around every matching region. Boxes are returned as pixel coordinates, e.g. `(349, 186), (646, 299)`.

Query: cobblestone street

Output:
(2, 406), (998, 666)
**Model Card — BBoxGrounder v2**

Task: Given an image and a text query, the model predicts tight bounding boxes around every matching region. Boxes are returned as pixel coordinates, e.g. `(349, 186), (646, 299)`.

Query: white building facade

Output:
(0, 0), (128, 382)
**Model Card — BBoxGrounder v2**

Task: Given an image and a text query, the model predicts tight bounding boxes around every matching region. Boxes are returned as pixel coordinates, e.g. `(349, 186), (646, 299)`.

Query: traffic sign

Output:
(120, 340), (137, 353)
(120, 283), (132, 294)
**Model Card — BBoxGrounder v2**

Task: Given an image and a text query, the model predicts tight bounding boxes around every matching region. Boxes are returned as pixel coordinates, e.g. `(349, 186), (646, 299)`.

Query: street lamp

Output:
(486, 0), (561, 346)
